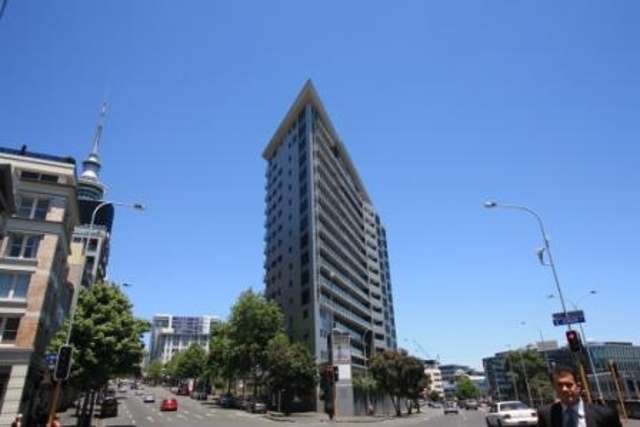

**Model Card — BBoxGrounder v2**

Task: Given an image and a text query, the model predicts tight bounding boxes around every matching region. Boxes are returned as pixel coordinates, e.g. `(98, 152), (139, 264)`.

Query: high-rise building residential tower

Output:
(149, 314), (220, 365)
(262, 81), (397, 411)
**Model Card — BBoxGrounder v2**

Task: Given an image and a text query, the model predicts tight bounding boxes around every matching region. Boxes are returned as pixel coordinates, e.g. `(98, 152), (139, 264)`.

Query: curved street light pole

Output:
(484, 202), (570, 325)
(66, 200), (145, 345)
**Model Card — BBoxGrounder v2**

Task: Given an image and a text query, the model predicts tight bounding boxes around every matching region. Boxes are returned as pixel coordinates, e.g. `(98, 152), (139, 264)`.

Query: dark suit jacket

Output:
(537, 401), (622, 427)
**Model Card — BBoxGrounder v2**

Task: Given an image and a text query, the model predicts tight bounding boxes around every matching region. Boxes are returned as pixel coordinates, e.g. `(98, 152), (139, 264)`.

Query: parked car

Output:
(176, 386), (190, 396)
(443, 401), (459, 415)
(170, 386), (179, 394)
(427, 401), (442, 408)
(465, 399), (479, 410)
(160, 398), (178, 411)
(219, 394), (236, 408)
(143, 394), (156, 403)
(190, 390), (207, 400)
(486, 401), (538, 427)
(247, 400), (267, 413)
(100, 398), (118, 418)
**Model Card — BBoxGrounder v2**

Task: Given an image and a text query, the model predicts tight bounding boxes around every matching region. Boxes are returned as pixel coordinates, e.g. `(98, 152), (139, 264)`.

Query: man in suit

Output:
(538, 366), (622, 427)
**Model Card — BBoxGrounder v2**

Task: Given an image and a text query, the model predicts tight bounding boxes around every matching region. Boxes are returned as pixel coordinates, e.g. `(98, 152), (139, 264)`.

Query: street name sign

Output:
(552, 310), (585, 326)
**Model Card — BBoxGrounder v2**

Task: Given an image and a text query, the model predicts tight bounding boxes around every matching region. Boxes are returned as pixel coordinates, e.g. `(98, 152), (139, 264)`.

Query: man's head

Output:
(552, 366), (581, 406)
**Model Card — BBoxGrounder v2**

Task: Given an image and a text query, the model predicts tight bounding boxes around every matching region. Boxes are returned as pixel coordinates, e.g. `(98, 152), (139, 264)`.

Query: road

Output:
(100, 387), (490, 427)
(102, 385), (268, 427)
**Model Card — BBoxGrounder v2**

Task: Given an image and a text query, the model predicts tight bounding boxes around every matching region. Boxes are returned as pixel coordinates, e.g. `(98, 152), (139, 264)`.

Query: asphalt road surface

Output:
(102, 387), (490, 427)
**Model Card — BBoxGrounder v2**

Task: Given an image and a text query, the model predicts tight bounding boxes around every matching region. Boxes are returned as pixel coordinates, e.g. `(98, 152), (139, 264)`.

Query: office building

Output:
(0, 165), (15, 239)
(423, 359), (444, 398)
(262, 81), (398, 414)
(0, 146), (82, 425)
(71, 103), (115, 288)
(149, 315), (220, 364)
(483, 341), (640, 402)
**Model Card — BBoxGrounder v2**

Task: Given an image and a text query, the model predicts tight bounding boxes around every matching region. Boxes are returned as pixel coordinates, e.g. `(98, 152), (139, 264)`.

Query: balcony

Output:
(318, 275), (370, 318)
(319, 295), (371, 330)
(318, 244), (368, 293)
(316, 220), (368, 280)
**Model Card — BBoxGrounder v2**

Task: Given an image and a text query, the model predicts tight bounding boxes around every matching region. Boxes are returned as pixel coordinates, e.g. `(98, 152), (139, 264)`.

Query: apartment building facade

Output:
(149, 314), (220, 364)
(0, 147), (81, 425)
(262, 81), (397, 414)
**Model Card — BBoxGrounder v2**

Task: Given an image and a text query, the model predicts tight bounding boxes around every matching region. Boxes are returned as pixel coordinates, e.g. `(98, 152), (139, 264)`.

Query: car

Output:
(99, 397), (118, 418)
(143, 394), (156, 403)
(465, 399), (479, 410)
(190, 390), (207, 400)
(486, 401), (538, 427)
(247, 400), (267, 413)
(427, 401), (442, 408)
(219, 394), (236, 408)
(443, 401), (459, 415)
(160, 398), (178, 411)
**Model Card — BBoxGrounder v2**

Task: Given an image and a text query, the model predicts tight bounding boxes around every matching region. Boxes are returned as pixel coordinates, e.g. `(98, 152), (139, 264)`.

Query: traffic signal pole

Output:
(47, 382), (62, 426)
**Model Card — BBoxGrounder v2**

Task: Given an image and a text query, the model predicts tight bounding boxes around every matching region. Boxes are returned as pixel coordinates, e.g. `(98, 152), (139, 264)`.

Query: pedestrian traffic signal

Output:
(333, 365), (339, 382)
(566, 330), (582, 353)
(54, 345), (73, 381)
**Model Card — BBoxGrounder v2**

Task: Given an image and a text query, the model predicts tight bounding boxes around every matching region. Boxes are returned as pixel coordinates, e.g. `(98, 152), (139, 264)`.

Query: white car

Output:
(143, 394), (156, 403)
(486, 401), (538, 427)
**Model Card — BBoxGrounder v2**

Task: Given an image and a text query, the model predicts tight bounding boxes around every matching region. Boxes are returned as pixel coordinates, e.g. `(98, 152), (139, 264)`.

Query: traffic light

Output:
(54, 345), (73, 381)
(333, 365), (339, 382)
(566, 330), (582, 353)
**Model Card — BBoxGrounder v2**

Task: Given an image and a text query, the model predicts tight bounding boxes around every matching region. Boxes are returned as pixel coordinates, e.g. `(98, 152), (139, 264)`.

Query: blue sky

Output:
(1, 1), (639, 369)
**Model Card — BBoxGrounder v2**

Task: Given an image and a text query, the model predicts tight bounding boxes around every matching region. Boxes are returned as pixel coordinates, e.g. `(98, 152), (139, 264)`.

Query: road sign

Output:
(45, 353), (57, 370)
(552, 310), (585, 326)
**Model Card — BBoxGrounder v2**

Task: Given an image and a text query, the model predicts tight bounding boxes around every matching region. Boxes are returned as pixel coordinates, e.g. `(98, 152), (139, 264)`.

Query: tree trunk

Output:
(86, 390), (96, 427)
(392, 396), (401, 417)
(414, 398), (421, 413)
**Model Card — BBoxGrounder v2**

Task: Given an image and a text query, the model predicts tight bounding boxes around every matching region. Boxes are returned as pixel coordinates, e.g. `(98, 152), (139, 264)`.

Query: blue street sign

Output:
(552, 310), (586, 326)
(45, 353), (57, 370)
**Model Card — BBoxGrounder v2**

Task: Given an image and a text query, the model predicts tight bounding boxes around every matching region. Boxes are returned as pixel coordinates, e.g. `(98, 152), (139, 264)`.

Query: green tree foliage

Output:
(370, 350), (427, 416)
(429, 390), (441, 401)
(456, 376), (481, 400)
(146, 361), (164, 385)
(227, 290), (284, 391)
(265, 333), (317, 412)
(48, 283), (149, 390)
(176, 343), (207, 380)
(208, 322), (239, 392)
(505, 350), (553, 404)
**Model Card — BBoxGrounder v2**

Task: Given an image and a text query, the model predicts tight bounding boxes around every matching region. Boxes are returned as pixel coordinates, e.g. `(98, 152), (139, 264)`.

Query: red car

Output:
(160, 398), (178, 411)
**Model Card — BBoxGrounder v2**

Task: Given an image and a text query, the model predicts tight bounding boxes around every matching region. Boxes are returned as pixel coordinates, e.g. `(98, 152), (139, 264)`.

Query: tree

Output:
(265, 333), (317, 413)
(505, 350), (553, 404)
(429, 390), (441, 401)
(456, 376), (481, 400)
(401, 355), (427, 414)
(370, 350), (427, 417)
(227, 290), (284, 394)
(48, 282), (149, 425)
(208, 321), (240, 393)
(353, 374), (379, 414)
(176, 343), (207, 380)
(146, 361), (164, 385)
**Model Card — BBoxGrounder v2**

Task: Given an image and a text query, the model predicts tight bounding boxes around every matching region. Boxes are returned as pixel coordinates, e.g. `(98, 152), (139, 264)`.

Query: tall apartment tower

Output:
(0, 147), (81, 425)
(262, 81), (398, 378)
(72, 103), (115, 288)
(149, 314), (220, 364)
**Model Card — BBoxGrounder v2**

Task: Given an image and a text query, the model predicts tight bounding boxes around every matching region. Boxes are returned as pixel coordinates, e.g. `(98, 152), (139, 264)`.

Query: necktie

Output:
(565, 408), (578, 427)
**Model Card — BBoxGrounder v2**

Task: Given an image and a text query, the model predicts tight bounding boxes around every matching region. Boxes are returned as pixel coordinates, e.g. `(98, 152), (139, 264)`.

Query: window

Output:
(301, 251), (309, 266)
(6, 234), (40, 259)
(301, 289), (310, 305)
(16, 197), (49, 220)
(303, 309), (309, 319)
(0, 273), (30, 300)
(0, 317), (20, 343)
(20, 171), (59, 183)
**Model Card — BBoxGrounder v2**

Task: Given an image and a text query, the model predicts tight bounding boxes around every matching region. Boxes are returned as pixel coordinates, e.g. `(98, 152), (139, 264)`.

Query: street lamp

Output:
(68, 200), (145, 344)
(484, 201), (571, 323)
(547, 291), (604, 401)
